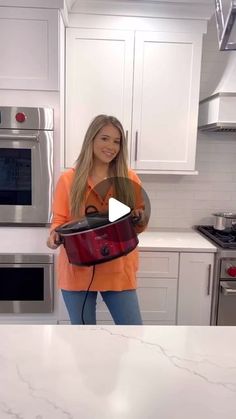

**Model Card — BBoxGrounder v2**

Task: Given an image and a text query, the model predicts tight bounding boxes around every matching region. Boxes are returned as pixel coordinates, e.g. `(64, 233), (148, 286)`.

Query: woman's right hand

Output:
(46, 230), (61, 249)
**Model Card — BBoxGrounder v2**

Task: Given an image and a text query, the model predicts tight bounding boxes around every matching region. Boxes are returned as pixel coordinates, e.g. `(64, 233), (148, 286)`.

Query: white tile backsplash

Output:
(141, 133), (236, 229)
(141, 16), (236, 230)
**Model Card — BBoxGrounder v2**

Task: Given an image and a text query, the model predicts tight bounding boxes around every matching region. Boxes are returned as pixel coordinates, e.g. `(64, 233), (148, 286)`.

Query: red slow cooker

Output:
(55, 210), (140, 266)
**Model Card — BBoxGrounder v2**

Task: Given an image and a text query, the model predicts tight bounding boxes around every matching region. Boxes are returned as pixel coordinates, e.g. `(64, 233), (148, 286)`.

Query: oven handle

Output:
(220, 281), (236, 296)
(0, 133), (39, 141)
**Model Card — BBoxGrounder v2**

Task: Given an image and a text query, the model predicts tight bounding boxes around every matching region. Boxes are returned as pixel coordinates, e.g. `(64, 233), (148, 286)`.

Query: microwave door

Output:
(0, 254), (54, 314)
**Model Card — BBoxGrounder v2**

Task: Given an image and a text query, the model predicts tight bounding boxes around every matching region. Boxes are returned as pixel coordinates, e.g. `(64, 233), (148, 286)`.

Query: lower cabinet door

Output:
(137, 277), (177, 324)
(177, 252), (214, 325)
(96, 278), (177, 325)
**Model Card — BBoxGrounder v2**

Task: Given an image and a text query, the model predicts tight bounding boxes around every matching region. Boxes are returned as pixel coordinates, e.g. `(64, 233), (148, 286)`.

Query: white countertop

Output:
(138, 229), (217, 252)
(0, 227), (217, 253)
(1, 325), (236, 419)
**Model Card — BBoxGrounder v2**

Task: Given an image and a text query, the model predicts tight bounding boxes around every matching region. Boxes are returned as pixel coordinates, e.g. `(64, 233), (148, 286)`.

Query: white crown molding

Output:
(0, 0), (64, 8)
(0, 1), (72, 25)
(68, 13), (207, 33)
(68, 0), (214, 20)
(0, 0), (215, 25)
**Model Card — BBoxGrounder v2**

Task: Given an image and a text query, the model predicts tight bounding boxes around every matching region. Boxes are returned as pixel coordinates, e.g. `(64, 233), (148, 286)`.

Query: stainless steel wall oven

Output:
(0, 106), (53, 225)
(0, 254), (53, 314)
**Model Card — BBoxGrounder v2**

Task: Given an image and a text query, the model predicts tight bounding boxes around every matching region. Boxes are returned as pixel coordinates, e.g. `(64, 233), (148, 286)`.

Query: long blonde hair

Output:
(70, 115), (135, 217)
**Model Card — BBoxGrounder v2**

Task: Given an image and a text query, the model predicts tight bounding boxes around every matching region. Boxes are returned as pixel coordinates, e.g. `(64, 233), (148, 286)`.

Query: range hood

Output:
(215, 0), (236, 50)
(198, 92), (236, 132)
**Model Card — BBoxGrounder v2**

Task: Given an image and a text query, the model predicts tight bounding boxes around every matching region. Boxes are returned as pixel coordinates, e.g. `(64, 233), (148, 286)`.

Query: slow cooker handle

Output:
(55, 235), (64, 246)
(85, 205), (99, 216)
(131, 214), (142, 225)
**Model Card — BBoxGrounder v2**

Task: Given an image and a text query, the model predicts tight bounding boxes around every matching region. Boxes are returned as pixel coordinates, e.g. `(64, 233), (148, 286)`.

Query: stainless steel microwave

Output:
(0, 253), (53, 314)
(0, 106), (53, 225)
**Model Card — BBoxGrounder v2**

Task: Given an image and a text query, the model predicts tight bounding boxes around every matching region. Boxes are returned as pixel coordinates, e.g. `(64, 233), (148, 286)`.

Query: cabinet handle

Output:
(207, 264), (212, 295)
(135, 131), (138, 161)
(125, 130), (128, 143)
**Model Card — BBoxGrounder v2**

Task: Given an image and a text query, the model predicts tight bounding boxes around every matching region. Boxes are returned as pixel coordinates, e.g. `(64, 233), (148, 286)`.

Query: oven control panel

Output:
(0, 106), (53, 130)
(220, 259), (236, 278)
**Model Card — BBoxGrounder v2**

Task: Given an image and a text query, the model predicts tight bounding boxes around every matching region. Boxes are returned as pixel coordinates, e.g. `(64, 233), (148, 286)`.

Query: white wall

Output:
(142, 16), (236, 230)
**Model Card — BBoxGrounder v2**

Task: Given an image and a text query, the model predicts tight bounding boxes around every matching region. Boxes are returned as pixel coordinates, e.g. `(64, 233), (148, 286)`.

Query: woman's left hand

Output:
(131, 208), (146, 226)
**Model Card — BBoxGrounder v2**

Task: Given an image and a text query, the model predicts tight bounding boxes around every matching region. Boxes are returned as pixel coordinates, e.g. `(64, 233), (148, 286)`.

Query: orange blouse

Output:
(51, 168), (145, 291)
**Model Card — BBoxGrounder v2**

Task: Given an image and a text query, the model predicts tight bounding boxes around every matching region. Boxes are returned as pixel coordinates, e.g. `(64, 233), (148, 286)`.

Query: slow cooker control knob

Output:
(227, 266), (236, 277)
(100, 245), (110, 256)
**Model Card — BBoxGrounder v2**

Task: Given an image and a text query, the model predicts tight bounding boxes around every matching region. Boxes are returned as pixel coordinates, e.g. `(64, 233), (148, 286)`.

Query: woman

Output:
(47, 114), (147, 325)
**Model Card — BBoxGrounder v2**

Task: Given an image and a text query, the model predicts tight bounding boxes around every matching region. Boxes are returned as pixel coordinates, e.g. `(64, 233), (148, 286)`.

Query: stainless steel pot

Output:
(212, 212), (236, 231)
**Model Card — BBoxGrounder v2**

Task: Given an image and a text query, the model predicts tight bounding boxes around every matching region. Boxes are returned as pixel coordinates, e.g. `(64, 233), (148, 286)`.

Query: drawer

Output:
(138, 252), (179, 278)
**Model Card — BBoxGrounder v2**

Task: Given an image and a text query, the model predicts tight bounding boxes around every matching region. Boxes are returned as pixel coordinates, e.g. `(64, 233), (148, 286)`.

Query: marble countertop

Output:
(0, 227), (217, 253)
(1, 325), (236, 419)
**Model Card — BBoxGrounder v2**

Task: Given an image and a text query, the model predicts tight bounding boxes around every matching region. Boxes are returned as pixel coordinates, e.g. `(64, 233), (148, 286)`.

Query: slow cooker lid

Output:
(56, 213), (110, 234)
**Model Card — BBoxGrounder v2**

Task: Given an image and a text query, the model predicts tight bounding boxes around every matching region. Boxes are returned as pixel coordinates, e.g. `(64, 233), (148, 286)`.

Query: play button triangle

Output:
(108, 197), (131, 222)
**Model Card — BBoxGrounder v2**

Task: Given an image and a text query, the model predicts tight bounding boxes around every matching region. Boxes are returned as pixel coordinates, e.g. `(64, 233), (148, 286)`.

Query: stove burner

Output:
(196, 225), (236, 248)
(215, 231), (235, 243)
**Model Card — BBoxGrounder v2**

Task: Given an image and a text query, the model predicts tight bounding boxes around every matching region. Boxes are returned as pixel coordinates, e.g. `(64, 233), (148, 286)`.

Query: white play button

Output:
(108, 197), (131, 222)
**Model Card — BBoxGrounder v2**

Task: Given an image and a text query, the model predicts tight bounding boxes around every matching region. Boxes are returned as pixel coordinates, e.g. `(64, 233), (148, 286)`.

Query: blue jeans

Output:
(61, 289), (143, 325)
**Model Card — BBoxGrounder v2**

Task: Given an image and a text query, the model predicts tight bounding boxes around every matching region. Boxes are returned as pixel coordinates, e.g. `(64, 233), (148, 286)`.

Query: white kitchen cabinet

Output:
(65, 26), (203, 172)
(0, 7), (59, 90)
(65, 28), (134, 167)
(177, 252), (214, 325)
(131, 31), (202, 172)
(136, 251), (179, 324)
(57, 251), (179, 325)
(57, 250), (214, 326)
(96, 251), (179, 325)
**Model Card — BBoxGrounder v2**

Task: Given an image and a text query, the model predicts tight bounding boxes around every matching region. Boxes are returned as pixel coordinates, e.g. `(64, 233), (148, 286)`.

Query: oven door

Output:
(0, 254), (54, 313)
(0, 129), (53, 225)
(217, 280), (236, 325)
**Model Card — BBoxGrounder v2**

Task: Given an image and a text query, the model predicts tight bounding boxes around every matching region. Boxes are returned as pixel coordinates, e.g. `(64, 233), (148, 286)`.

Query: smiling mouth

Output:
(102, 151), (115, 157)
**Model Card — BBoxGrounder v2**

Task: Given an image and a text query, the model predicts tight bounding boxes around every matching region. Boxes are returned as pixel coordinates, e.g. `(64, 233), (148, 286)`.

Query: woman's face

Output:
(93, 123), (121, 165)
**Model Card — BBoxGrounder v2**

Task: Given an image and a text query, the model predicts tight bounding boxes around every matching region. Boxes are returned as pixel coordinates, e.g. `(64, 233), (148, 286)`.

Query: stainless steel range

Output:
(197, 225), (236, 325)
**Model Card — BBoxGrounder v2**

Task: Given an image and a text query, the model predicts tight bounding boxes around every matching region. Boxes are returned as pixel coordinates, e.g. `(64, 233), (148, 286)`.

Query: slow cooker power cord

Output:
(81, 265), (96, 325)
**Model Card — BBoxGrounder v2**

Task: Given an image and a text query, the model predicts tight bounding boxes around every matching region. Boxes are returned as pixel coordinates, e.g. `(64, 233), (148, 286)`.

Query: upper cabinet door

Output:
(131, 31), (202, 172)
(0, 7), (59, 91)
(65, 28), (134, 168)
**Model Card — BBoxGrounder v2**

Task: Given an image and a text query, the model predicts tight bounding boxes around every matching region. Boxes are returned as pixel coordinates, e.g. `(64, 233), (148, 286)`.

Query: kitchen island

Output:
(1, 325), (236, 418)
